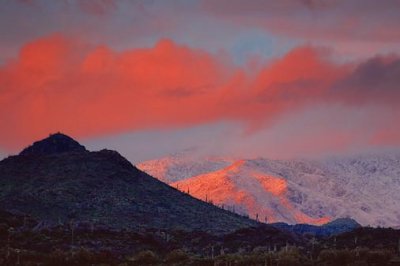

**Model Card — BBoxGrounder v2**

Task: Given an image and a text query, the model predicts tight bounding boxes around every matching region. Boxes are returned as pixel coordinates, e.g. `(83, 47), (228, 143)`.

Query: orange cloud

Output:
(1, 34), (399, 151)
(0, 34), (235, 150)
(227, 46), (350, 132)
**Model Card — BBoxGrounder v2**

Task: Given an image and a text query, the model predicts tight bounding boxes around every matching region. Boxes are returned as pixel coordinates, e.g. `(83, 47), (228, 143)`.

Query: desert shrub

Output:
(214, 254), (240, 265)
(248, 254), (263, 264)
(189, 256), (214, 266)
(0, 223), (8, 237)
(236, 254), (260, 265)
(44, 249), (67, 265)
(278, 247), (304, 266)
(96, 248), (118, 264)
(318, 249), (355, 266)
(219, 255), (242, 266)
(131, 250), (159, 265)
(72, 248), (96, 265)
(348, 261), (368, 266)
(165, 249), (190, 265)
(19, 250), (48, 266)
(365, 249), (392, 266)
(355, 247), (370, 258)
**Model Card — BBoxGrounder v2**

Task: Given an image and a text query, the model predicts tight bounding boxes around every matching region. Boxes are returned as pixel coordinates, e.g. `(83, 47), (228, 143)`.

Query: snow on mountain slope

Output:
(136, 153), (233, 183)
(171, 160), (331, 225)
(137, 153), (400, 227)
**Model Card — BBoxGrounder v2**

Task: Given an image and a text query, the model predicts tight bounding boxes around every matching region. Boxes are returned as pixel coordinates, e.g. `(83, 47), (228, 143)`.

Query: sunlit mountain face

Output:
(1, 0), (400, 227)
(138, 152), (400, 227)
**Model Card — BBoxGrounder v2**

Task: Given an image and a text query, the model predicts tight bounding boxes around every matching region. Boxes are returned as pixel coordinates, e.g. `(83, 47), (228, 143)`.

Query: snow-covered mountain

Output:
(136, 152), (233, 183)
(137, 152), (400, 227)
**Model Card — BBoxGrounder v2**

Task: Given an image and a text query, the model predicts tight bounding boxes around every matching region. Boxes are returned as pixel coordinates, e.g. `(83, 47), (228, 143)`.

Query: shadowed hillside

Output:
(0, 133), (257, 234)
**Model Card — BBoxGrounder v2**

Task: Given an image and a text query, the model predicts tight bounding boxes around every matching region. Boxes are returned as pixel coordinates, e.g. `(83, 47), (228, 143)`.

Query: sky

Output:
(1, 0), (400, 163)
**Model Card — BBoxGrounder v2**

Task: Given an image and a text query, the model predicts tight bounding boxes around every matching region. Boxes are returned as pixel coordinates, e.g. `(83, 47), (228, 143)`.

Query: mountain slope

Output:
(138, 153), (400, 227)
(0, 133), (257, 233)
(136, 152), (233, 183)
(172, 160), (331, 225)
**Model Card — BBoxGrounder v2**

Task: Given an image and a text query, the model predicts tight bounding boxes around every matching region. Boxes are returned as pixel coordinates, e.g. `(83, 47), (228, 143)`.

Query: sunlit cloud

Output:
(1, 34), (399, 153)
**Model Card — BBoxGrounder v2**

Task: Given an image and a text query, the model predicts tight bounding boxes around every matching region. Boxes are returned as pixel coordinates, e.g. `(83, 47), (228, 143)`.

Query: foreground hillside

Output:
(0, 133), (257, 234)
(138, 153), (400, 227)
(1, 210), (399, 265)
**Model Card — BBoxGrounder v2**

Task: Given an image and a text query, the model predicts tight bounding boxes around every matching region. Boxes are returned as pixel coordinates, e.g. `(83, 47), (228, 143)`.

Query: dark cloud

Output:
(78, 0), (118, 16)
(332, 55), (400, 103)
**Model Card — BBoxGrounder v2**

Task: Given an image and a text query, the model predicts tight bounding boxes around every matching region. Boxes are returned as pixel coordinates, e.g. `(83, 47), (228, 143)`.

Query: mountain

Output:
(137, 153), (400, 227)
(0, 133), (258, 234)
(271, 218), (361, 237)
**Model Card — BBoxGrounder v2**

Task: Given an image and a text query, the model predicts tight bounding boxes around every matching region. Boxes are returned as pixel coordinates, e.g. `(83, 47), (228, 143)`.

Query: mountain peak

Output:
(19, 132), (87, 156)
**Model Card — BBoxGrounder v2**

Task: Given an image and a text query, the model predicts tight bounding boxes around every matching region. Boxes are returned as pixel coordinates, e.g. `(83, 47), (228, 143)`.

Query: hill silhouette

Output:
(0, 133), (257, 234)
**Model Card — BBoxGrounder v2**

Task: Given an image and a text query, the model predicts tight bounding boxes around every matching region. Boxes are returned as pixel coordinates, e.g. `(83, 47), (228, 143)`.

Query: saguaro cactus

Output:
(69, 219), (76, 249)
(398, 238), (400, 255)
(6, 227), (14, 259)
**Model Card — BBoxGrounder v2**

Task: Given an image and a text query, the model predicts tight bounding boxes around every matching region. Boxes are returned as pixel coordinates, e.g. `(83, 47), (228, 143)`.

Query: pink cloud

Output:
(1, 34), (399, 151)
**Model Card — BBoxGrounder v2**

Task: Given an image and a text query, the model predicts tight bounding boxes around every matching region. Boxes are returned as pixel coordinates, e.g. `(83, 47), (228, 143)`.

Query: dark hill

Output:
(0, 133), (258, 234)
(271, 218), (361, 237)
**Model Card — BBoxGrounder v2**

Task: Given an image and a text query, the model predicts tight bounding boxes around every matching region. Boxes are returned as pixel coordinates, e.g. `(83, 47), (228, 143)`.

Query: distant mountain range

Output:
(0, 133), (258, 234)
(271, 218), (361, 237)
(137, 152), (400, 227)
